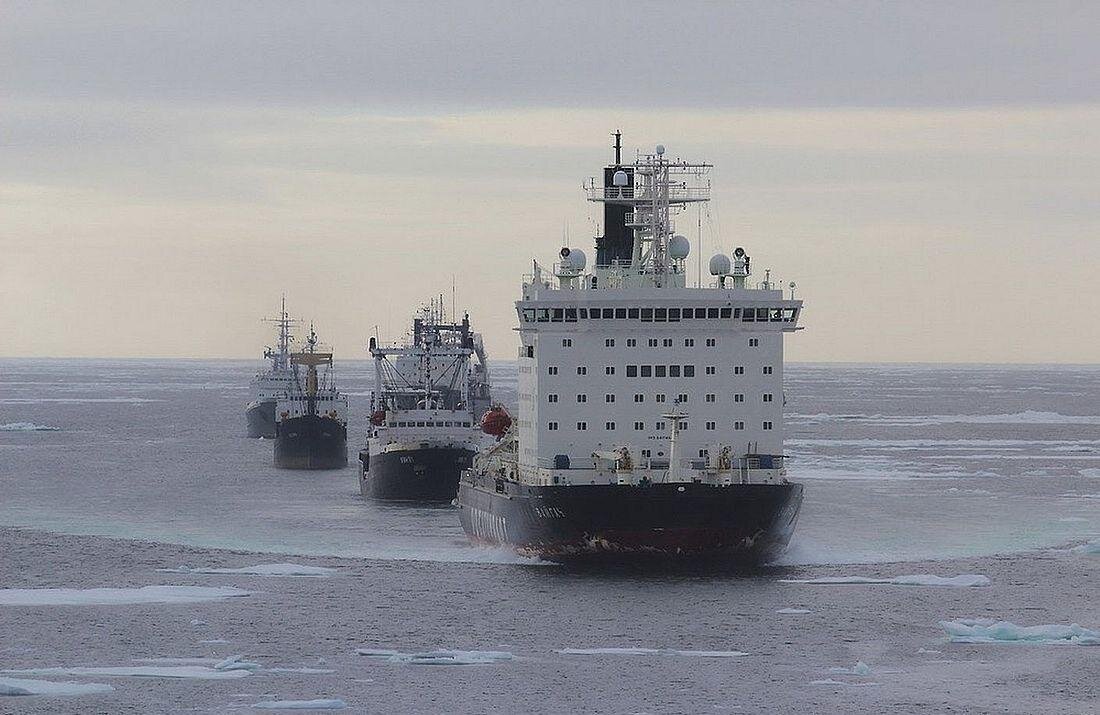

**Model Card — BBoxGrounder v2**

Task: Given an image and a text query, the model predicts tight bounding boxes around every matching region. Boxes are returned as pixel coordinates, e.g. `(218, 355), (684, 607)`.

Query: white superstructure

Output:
(510, 137), (802, 487)
(367, 301), (492, 460)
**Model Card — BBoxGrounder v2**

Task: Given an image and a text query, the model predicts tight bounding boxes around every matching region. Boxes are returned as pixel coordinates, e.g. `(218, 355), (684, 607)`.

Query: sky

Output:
(2, 1), (1098, 363)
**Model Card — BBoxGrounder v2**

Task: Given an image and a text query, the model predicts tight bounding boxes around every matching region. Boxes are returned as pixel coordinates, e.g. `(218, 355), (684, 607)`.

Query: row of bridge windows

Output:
(522, 306), (798, 323)
(545, 420), (774, 431)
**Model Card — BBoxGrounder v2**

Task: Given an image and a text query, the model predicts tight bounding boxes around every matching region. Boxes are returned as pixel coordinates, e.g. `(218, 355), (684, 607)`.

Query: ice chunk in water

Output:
(214, 655), (262, 672)
(809, 679), (879, 687)
(0, 422), (60, 432)
(356, 649), (514, 665)
(940, 619), (1100, 645)
(1071, 541), (1100, 555)
(776, 608), (811, 614)
(0, 677), (113, 697)
(5, 665), (253, 680)
(0, 585), (250, 606)
(556, 648), (748, 657)
(159, 563), (338, 577)
(829, 661), (872, 675)
(780, 574), (990, 587)
(252, 699), (347, 710)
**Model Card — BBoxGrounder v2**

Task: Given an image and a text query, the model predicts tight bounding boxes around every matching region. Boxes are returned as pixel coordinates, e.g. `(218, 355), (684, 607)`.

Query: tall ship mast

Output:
(457, 133), (805, 563)
(245, 296), (299, 438)
(359, 298), (494, 501)
(273, 325), (349, 470)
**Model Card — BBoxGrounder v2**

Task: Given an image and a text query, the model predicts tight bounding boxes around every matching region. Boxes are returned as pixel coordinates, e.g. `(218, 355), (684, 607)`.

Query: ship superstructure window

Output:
(763, 421), (774, 430)
(562, 338), (573, 347)
(749, 338), (759, 347)
(763, 366), (773, 374)
(626, 365), (638, 377)
(577, 422), (587, 430)
(641, 365), (653, 377)
(605, 366), (615, 375)
(677, 393), (689, 403)
(734, 366), (745, 375)
(734, 393), (744, 403)
(548, 366), (558, 375)
(634, 421), (644, 430)
(605, 422), (616, 430)
(605, 393), (615, 403)
(684, 338), (694, 347)
(705, 366), (716, 375)
(603, 308), (614, 318)
(684, 365), (695, 377)
(706, 338), (717, 347)
(735, 421), (745, 430)
(648, 338), (658, 347)
(763, 393), (774, 403)
(577, 366), (587, 375)
(706, 422), (716, 430)
(627, 339), (637, 347)
(669, 365), (681, 377)
(705, 394), (716, 403)
(605, 338), (615, 347)
(656, 394), (666, 403)
(655, 365), (666, 377)
(655, 421), (666, 431)
(548, 422), (558, 430)
(548, 394), (558, 403)
(634, 394), (644, 403)
(663, 338), (673, 347)
(642, 449), (652, 458)
(565, 308), (577, 322)
(577, 394), (587, 403)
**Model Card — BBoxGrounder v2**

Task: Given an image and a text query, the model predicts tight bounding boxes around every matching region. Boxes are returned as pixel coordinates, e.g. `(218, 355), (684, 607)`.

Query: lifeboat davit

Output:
(481, 406), (512, 438)
(369, 410), (386, 427)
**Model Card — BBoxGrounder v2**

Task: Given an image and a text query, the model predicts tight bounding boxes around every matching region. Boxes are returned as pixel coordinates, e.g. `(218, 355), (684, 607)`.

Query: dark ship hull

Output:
(245, 399), (276, 438)
(359, 446), (476, 502)
(274, 415), (347, 470)
(457, 472), (803, 565)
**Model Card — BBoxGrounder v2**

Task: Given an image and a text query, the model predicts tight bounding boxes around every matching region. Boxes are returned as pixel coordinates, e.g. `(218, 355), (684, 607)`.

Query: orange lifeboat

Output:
(480, 406), (512, 438)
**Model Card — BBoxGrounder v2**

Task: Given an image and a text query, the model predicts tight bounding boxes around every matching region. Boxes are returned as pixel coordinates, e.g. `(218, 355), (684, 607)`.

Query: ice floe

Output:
(556, 648), (748, 658)
(356, 649), (515, 665)
(5, 666), (253, 680)
(0, 422), (60, 432)
(780, 574), (990, 587)
(0, 676), (114, 697)
(252, 699), (347, 710)
(940, 619), (1100, 645)
(0, 585), (250, 606)
(791, 411), (1100, 426)
(776, 608), (811, 614)
(159, 563), (338, 577)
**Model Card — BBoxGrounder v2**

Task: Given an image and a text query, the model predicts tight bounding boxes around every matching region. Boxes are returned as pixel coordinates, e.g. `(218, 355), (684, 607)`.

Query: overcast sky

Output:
(2, 1), (1099, 362)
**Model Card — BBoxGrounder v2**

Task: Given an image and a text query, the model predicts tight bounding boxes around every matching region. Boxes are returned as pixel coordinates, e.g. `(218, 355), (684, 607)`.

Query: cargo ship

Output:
(359, 299), (493, 500)
(246, 296), (298, 438)
(457, 133), (805, 564)
(274, 326), (348, 470)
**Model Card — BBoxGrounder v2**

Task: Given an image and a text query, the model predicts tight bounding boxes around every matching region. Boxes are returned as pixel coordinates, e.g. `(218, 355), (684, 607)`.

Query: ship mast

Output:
(262, 294), (299, 371)
(291, 324), (332, 417)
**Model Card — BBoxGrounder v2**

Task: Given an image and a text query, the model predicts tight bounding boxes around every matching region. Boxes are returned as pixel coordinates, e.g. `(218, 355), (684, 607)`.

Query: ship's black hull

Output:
(274, 415), (347, 470)
(359, 446), (475, 502)
(245, 399), (276, 439)
(457, 473), (803, 565)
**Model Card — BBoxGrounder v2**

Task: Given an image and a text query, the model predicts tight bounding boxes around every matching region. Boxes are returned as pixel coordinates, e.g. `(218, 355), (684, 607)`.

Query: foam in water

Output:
(253, 700), (347, 710)
(829, 661), (873, 675)
(158, 563), (339, 577)
(780, 574), (990, 587)
(940, 619), (1100, 645)
(0, 422), (60, 432)
(356, 649), (515, 665)
(0, 676), (114, 697)
(0, 585), (251, 606)
(776, 608), (811, 614)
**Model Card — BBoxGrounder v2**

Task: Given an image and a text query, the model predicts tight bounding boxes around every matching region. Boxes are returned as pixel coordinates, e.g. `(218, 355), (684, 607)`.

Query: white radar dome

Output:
(668, 235), (690, 260)
(612, 170), (629, 187)
(559, 247), (586, 271)
(709, 253), (731, 276)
